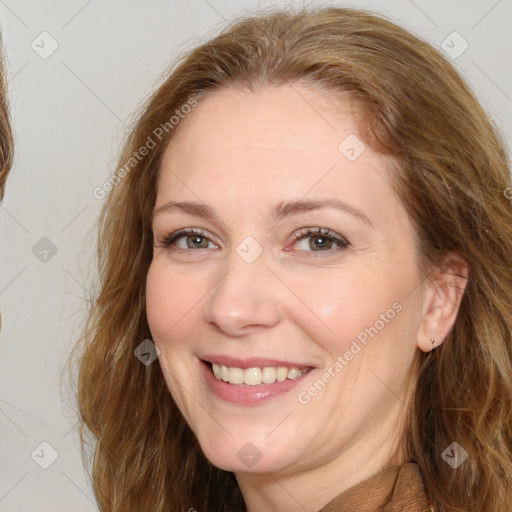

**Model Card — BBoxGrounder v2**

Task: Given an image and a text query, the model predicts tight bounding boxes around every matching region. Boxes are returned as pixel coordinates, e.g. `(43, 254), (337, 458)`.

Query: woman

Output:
(75, 7), (512, 511)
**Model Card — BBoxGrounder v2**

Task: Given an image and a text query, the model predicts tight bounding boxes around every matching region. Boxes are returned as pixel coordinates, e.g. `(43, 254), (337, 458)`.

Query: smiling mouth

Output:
(204, 361), (312, 386)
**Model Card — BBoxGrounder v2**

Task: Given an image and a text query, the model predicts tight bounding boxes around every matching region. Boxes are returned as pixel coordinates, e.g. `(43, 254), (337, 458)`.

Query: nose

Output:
(202, 251), (282, 337)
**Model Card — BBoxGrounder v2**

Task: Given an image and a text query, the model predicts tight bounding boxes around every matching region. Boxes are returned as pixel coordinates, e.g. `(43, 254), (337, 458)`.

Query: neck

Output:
(235, 403), (410, 512)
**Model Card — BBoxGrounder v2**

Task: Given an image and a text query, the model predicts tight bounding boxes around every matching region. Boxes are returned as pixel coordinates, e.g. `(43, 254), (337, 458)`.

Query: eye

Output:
(292, 227), (349, 252)
(159, 228), (217, 250)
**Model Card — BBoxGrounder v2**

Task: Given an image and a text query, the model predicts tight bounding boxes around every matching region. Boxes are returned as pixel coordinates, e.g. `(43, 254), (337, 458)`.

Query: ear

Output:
(416, 251), (468, 352)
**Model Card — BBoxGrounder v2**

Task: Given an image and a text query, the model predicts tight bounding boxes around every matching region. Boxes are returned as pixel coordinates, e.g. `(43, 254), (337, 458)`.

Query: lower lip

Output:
(200, 360), (312, 405)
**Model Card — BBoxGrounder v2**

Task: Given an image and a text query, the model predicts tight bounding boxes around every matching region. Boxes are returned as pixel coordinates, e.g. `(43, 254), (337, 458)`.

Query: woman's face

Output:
(146, 84), (428, 477)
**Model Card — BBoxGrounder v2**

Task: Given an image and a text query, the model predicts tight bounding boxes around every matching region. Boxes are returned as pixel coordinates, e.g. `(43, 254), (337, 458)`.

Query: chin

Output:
(195, 428), (301, 475)
(203, 450), (288, 474)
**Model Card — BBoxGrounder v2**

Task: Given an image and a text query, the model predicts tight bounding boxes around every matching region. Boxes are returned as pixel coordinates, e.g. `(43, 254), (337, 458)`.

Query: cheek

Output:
(145, 261), (204, 342)
(145, 262), (204, 414)
(285, 270), (392, 349)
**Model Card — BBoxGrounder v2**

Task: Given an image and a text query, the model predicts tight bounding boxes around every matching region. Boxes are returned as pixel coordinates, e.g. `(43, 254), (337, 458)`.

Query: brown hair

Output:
(0, 32), (13, 200)
(73, 6), (512, 511)
(0, 32), (14, 333)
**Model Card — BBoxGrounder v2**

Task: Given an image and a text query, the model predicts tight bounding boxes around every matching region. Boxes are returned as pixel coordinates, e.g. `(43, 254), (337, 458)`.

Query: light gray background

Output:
(0, 0), (510, 510)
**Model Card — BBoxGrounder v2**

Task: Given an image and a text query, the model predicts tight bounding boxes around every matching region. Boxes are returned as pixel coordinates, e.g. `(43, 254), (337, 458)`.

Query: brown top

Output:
(318, 463), (432, 512)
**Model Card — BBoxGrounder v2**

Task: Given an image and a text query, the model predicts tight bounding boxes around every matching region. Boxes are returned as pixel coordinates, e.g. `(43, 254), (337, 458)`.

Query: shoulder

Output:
(319, 462), (432, 512)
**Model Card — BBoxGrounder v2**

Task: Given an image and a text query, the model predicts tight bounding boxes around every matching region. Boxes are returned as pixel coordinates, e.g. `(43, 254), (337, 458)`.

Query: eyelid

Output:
(290, 227), (349, 249)
(158, 227), (219, 248)
(157, 226), (349, 252)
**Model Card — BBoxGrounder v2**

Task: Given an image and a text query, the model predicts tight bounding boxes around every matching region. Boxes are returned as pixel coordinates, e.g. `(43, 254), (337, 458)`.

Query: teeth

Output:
(262, 367), (276, 383)
(228, 367), (244, 385)
(277, 367), (288, 381)
(244, 367), (262, 386)
(212, 364), (222, 379)
(210, 363), (308, 386)
(287, 368), (301, 379)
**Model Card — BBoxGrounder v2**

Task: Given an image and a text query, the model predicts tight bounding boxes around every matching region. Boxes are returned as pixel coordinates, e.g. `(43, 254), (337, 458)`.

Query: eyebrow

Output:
(153, 200), (221, 222)
(271, 198), (373, 227)
(152, 198), (373, 227)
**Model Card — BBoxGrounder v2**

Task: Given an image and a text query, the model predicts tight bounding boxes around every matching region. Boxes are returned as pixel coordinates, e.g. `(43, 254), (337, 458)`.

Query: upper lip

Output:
(201, 355), (314, 369)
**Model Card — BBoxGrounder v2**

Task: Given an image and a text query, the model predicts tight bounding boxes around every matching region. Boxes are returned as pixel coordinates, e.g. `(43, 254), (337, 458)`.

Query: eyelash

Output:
(158, 227), (349, 252)
(292, 227), (349, 250)
(159, 228), (212, 248)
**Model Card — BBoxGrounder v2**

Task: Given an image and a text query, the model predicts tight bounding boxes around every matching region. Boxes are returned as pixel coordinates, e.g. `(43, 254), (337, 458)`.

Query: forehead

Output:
(156, 84), (398, 220)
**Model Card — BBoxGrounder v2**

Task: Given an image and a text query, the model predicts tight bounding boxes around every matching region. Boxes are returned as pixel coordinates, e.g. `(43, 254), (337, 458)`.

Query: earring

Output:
(430, 337), (436, 349)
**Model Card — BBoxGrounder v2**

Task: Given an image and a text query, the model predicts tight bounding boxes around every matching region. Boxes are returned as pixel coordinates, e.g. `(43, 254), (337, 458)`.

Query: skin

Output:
(146, 83), (467, 511)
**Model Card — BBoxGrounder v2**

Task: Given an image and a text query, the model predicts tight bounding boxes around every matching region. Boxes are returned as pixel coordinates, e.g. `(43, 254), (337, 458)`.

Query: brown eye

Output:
(293, 228), (349, 252)
(186, 235), (209, 249)
(309, 235), (334, 251)
(161, 228), (216, 250)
